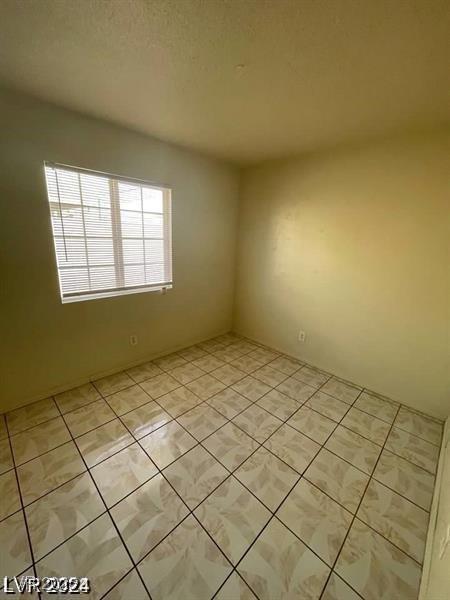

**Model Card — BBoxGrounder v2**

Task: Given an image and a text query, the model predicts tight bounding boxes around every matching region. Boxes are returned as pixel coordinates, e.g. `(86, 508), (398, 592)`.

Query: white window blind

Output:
(44, 162), (172, 302)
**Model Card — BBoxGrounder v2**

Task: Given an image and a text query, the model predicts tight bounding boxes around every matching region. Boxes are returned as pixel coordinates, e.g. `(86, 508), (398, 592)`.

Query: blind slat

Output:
(45, 163), (172, 301)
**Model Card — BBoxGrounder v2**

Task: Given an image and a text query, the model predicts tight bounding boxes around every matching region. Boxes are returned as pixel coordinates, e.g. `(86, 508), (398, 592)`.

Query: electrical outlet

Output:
(129, 335), (138, 346)
(298, 330), (306, 343)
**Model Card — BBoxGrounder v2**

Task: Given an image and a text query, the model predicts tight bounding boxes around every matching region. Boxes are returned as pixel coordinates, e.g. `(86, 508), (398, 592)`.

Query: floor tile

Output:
(106, 385), (152, 416)
(55, 383), (101, 414)
(385, 427), (439, 474)
(199, 339), (226, 353)
(93, 371), (134, 396)
(276, 376), (316, 403)
(213, 347), (246, 363)
(233, 405), (282, 443)
(164, 445), (228, 509)
(287, 406), (336, 444)
(229, 355), (264, 374)
(263, 424), (320, 473)
(35, 513), (132, 600)
(253, 365), (287, 387)
(293, 365), (330, 388)
(203, 423), (259, 471)
(26, 472), (104, 560)
(0, 470), (21, 521)
(17, 441), (85, 506)
(340, 407), (390, 446)
(238, 518), (330, 599)
(75, 419), (134, 467)
(153, 353), (188, 371)
(140, 421), (197, 469)
(111, 473), (188, 561)
(0, 437), (13, 474)
(168, 363), (205, 385)
(335, 518), (421, 600)
(268, 355), (302, 376)
(121, 401), (171, 439)
(140, 373), (181, 399)
(177, 404), (227, 441)
(357, 479), (429, 564)
(373, 449), (435, 511)
(235, 447), (299, 511)
(0, 511), (32, 576)
(195, 477), (270, 564)
(126, 361), (163, 383)
(277, 478), (352, 566)
(248, 347), (280, 364)
(325, 425), (381, 475)
(3, 567), (39, 598)
(216, 572), (258, 600)
(320, 378), (361, 404)
(394, 406), (442, 446)
(0, 414), (7, 440)
(231, 376), (272, 401)
(305, 391), (350, 422)
(138, 515), (232, 600)
(11, 417), (71, 466)
(353, 391), (398, 424)
(103, 570), (149, 600)
(65, 399), (116, 437)
(192, 355), (226, 373)
(257, 389), (299, 420)
(304, 449), (369, 513)
(321, 573), (362, 600)
(177, 345), (208, 362)
(186, 374), (227, 400)
(155, 386), (202, 418)
(91, 443), (157, 507)
(207, 388), (251, 419)
(211, 364), (247, 386)
(7, 398), (59, 436)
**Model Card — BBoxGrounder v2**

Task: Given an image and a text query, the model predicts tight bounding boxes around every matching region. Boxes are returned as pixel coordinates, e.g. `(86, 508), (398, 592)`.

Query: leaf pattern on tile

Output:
(7, 398), (59, 435)
(287, 406), (336, 444)
(155, 386), (202, 418)
(93, 371), (134, 396)
(238, 518), (330, 599)
(216, 572), (258, 600)
(257, 389), (299, 420)
(111, 473), (188, 561)
(192, 355), (226, 373)
(76, 419), (134, 467)
(17, 441), (85, 505)
(373, 449), (435, 511)
(385, 427), (439, 474)
(126, 361), (163, 383)
(394, 407), (442, 446)
(325, 425), (381, 475)
(207, 388), (251, 419)
(340, 407), (390, 446)
(203, 423), (258, 471)
(248, 347), (280, 364)
(304, 449), (369, 513)
(163, 445), (228, 509)
(293, 365), (330, 388)
(277, 478), (352, 565)
(232, 405), (282, 443)
(36, 514), (133, 600)
(120, 401), (171, 439)
(263, 424), (320, 473)
(177, 404), (227, 441)
(0, 438), (13, 475)
(91, 443), (157, 507)
(229, 355), (264, 375)
(186, 374), (227, 400)
(321, 573), (362, 600)
(140, 373), (182, 398)
(65, 399), (116, 437)
(153, 353), (188, 371)
(0, 470), (21, 521)
(140, 421), (197, 469)
(102, 569), (149, 600)
(357, 479), (429, 564)
(253, 365), (287, 387)
(11, 417), (71, 466)
(231, 376), (272, 401)
(177, 345), (208, 362)
(268, 355), (302, 375)
(55, 383), (101, 414)
(106, 385), (152, 416)
(320, 377), (361, 404)
(335, 518), (421, 600)
(195, 477), (270, 564)
(353, 391), (398, 424)
(276, 376), (316, 403)
(305, 391), (350, 422)
(0, 511), (32, 576)
(169, 363), (205, 385)
(138, 515), (232, 600)
(235, 448), (299, 511)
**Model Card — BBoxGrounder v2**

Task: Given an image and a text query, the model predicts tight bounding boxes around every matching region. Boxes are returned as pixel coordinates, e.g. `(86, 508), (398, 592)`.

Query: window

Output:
(44, 162), (172, 302)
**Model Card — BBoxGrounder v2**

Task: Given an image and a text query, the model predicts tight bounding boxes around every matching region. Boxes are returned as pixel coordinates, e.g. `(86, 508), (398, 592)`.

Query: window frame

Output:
(44, 161), (173, 303)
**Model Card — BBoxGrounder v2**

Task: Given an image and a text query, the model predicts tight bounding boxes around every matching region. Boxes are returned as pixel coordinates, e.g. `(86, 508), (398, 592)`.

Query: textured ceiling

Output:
(0, 0), (449, 164)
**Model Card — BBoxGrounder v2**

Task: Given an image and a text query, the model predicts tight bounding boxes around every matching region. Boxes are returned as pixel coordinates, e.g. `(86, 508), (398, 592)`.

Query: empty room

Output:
(0, 1), (449, 599)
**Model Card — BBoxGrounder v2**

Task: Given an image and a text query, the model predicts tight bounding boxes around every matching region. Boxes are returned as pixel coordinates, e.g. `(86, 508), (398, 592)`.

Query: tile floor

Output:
(0, 333), (443, 599)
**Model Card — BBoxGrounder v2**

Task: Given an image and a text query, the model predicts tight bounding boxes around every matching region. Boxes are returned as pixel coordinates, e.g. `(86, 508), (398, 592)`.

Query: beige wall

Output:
(0, 89), (239, 412)
(234, 132), (450, 419)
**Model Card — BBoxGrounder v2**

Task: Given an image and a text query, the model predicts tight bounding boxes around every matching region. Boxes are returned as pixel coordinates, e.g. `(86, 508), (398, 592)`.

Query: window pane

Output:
(55, 169), (81, 204)
(80, 173), (110, 208)
(120, 210), (142, 238)
(59, 268), (89, 294)
(51, 205), (84, 236)
(145, 263), (165, 283)
(87, 238), (114, 266)
(142, 187), (163, 213)
(90, 266), (117, 290)
(144, 213), (163, 237)
(124, 264), (145, 286)
(84, 206), (112, 237)
(123, 239), (144, 264)
(145, 239), (164, 263)
(118, 182), (141, 211)
(55, 237), (86, 267)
